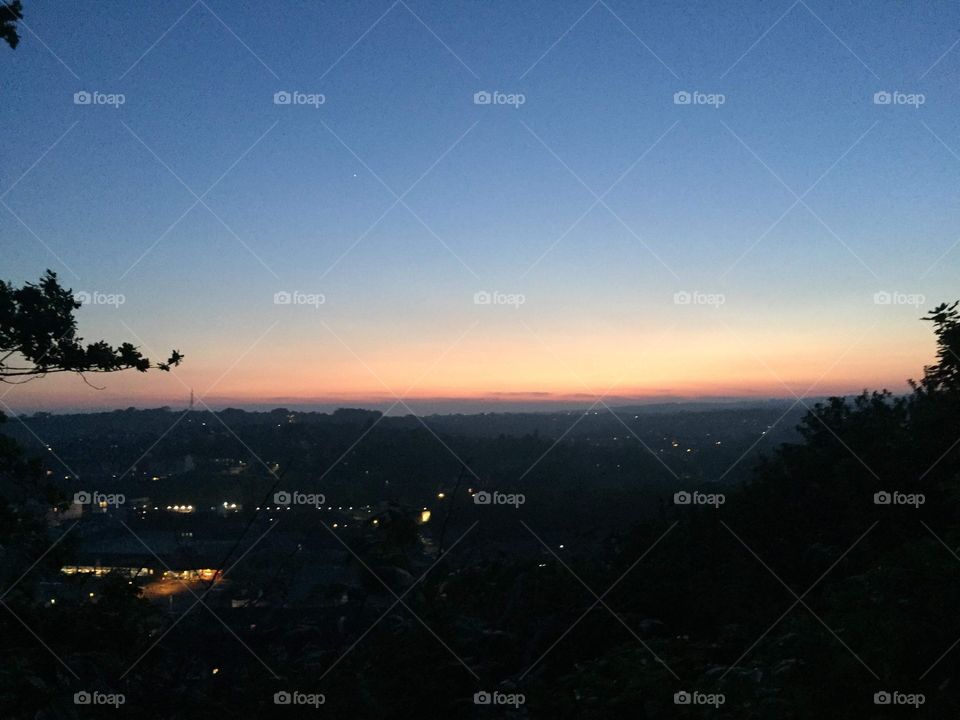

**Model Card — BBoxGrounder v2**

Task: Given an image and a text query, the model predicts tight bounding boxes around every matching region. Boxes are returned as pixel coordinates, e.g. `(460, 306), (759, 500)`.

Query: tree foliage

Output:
(0, 271), (182, 383)
(1, 1), (22, 50)
(917, 300), (960, 394)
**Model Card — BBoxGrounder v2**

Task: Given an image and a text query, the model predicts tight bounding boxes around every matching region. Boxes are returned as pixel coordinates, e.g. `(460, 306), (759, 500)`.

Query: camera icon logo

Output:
(473, 290), (491, 305)
(74, 491), (92, 504)
(673, 491), (691, 505)
(473, 691), (492, 704)
(873, 91), (892, 105)
(74, 691), (92, 705)
(873, 291), (892, 305)
(874, 691), (891, 705)
(274, 91), (292, 105)
(674, 690), (692, 704)
(74, 290), (91, 305)
(274, 691), (292, 705)
(274, 491), (292, 506)
(274, 291), (292, 305)
(873, 491), (891, 505)
(473, 491), (492, 505)
(74, 91), (92, 105)
(673, 91), (691, 105)
(473, 91), (492, 105)
(673, 291), (691, 305)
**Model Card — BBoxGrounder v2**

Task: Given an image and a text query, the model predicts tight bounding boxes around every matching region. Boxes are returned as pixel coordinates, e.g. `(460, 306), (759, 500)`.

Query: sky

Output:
(2, 0), (960, 413)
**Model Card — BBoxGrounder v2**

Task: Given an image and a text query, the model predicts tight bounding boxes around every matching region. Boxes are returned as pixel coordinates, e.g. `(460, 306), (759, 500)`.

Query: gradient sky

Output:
(2, 0), (959, 412)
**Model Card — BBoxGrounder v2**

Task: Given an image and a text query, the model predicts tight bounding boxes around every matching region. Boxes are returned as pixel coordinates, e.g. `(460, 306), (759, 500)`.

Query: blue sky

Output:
(3, 0), (960, 411)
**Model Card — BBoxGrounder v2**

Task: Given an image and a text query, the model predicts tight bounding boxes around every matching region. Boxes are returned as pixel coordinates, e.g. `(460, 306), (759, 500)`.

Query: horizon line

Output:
(6, 390), (901, 417)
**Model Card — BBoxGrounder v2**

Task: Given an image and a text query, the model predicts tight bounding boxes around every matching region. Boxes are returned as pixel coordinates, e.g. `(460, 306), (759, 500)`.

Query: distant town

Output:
(10, 404), (802, 617)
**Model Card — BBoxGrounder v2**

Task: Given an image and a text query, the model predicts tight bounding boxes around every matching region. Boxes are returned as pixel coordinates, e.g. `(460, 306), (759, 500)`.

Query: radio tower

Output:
(189, 389), (195, 411)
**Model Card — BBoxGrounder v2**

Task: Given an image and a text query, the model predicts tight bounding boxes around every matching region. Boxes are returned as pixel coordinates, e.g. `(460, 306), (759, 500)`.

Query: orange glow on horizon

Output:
(2, 322), (931, 411)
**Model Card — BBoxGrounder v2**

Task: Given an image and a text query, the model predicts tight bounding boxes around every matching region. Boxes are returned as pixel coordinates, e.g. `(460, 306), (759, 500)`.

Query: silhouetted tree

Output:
(0, 270), (182, 384)
(916, 300), (960, 394)
(1, 1), (22, 49)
